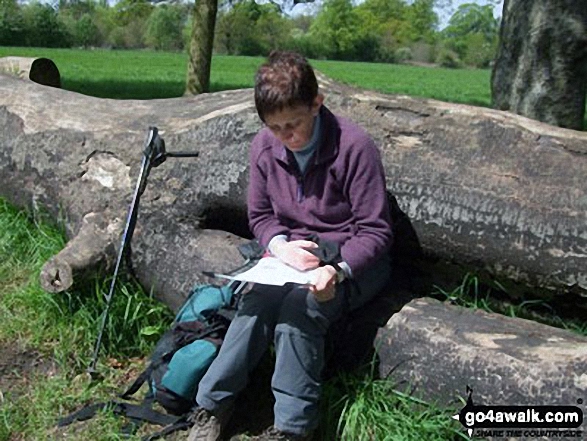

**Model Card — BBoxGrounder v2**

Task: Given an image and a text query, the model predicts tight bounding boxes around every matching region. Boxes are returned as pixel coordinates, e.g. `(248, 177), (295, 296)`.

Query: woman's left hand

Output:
(309, 265), (337, 302)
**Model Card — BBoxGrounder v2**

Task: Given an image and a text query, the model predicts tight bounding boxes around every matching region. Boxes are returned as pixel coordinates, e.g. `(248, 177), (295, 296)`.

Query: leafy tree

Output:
(215, 0), (291, 56)
(145, 5), (185, 50)
(284, 15), (325, 60)
(215, 0), (264, 55)
(106, 0), (153, 48)
(92, 3), (116, 47)
(21, 2), (71, 47)
(290, 14), (313, 33)
(352, 0), (438, 62)
(0, 0), (25, 46)
(74, 12), (101, 47)
(214, 7), (238, 54)
(58, 0), (96, 20)
(182, 15), (192, 49)
(108, 26), (127, 48)
(358, 0), (406, 23)
(112, 0), (153, 27)
(255, 6), (293, 53)
(309, 0), (378, 61)
(355, 0), (416, 45)
(405, 0), (438, 42)
(443, 3), (498, 66)
(57, 0), (101, 46)
(444, 3), (498, 41)
(462, 32), (496, 67)
(186, 0), (316, 95)
(435, 46), (461, 68)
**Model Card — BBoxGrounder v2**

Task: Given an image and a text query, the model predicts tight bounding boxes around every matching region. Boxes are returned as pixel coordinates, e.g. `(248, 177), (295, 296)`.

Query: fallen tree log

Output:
(0, 72), (586, 315)
(376, 297), (587, 406)
(0, 57), (61, 88)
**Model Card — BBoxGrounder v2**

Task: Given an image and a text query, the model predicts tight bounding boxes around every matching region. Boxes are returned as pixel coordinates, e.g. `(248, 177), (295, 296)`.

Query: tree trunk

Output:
(491, 0), (587, 130)
(1, 72), (586, 316)
(185, 0), (219, 95)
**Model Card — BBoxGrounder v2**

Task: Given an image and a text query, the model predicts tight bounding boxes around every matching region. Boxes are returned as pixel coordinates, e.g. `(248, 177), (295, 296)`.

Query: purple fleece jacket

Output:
(247, 105), (393, 276)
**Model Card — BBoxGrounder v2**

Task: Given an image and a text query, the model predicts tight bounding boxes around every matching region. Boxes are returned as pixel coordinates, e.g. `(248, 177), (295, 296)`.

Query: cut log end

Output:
(0, 56), (61, 88)
(29, 58), (61, 88)
(40, 257), (73, 293)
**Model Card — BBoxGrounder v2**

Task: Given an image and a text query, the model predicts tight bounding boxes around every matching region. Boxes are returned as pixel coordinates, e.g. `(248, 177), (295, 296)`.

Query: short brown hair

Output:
(254, 51), (318, 122)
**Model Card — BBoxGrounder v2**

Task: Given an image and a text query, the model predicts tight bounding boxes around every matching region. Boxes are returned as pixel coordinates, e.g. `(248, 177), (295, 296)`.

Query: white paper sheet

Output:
(215, 257), (320, 286)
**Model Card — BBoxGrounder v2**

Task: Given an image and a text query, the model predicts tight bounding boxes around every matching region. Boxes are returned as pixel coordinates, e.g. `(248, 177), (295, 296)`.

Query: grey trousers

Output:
(196, 256), (391, 435)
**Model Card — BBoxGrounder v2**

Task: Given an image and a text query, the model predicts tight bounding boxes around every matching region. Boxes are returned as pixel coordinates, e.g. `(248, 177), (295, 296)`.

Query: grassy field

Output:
(4, 46), (586, 128)
(0, 47), (492, 106)
(0, 199), (173, 441)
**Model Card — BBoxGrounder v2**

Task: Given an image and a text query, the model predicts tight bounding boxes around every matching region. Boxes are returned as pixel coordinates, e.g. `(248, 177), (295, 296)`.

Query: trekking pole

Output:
(88, 127), (199, 377)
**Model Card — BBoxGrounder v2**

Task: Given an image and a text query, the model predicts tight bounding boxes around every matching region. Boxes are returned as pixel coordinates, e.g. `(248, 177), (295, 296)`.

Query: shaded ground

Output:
(7, 344), (277, 441)
(0, 342), (59, 399)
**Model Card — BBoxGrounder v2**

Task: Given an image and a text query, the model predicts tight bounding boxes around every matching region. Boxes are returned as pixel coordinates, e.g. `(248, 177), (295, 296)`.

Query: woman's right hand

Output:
(271, 240), (320, 271)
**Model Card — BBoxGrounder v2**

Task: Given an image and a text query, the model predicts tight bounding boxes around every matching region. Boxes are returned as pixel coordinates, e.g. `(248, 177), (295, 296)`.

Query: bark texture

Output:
(0, 72), (586, 314)
(376, 297), (587, 407)
(185, 0), (218, 95)
(491, 0), (587, 130)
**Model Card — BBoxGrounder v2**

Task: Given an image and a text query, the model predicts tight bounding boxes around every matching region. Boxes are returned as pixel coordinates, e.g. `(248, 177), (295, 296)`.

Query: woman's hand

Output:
(271, 239), (320, 271)
(309, 265), (337, 302)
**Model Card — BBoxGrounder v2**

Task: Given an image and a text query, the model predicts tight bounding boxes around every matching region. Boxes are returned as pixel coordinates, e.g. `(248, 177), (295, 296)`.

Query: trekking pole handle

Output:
(145, 127), (199, 164)
(87, 126), (199, 377)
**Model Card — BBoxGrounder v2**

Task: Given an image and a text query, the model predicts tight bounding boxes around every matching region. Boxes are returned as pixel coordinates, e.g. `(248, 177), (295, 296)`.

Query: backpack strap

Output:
(119, 391), (157, 435)
(57, 401), (181, 427)
(58, 402), (113, 426)
(141, 418), (192, 441)
(120, 365), (154, 399)
(114, 402), (181, 425)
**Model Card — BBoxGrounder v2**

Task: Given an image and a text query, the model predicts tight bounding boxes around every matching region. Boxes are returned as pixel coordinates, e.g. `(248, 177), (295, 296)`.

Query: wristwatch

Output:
(331, 263), (346, 283)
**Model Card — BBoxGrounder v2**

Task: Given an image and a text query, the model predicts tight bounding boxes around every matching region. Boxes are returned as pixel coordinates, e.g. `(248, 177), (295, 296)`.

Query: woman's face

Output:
(264, 95), (324, 152)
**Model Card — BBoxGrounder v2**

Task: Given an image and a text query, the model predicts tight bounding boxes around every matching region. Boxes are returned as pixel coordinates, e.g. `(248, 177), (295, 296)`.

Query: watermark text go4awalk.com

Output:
(452, 387), (584, 438)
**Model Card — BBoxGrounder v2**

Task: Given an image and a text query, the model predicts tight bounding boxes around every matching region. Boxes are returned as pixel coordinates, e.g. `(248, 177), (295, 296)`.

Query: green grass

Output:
(433, 273), (587, 337)
(0, 200), (171, 364)
(320, 368), (468, 441)
(1, 47), (585, 128)
(0, 198), (172, 440)
(3, 201), (585, 440)
(0, 47), (491, 106)
(312, 59), (492, 107)
(0, 47), (262, 99)
(0, 198), (469, 440)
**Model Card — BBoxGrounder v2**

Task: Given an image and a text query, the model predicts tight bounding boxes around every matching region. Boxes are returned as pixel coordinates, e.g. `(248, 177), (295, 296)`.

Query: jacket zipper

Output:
(291, 152), (316, 203)
(296, 175), (304, 202)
